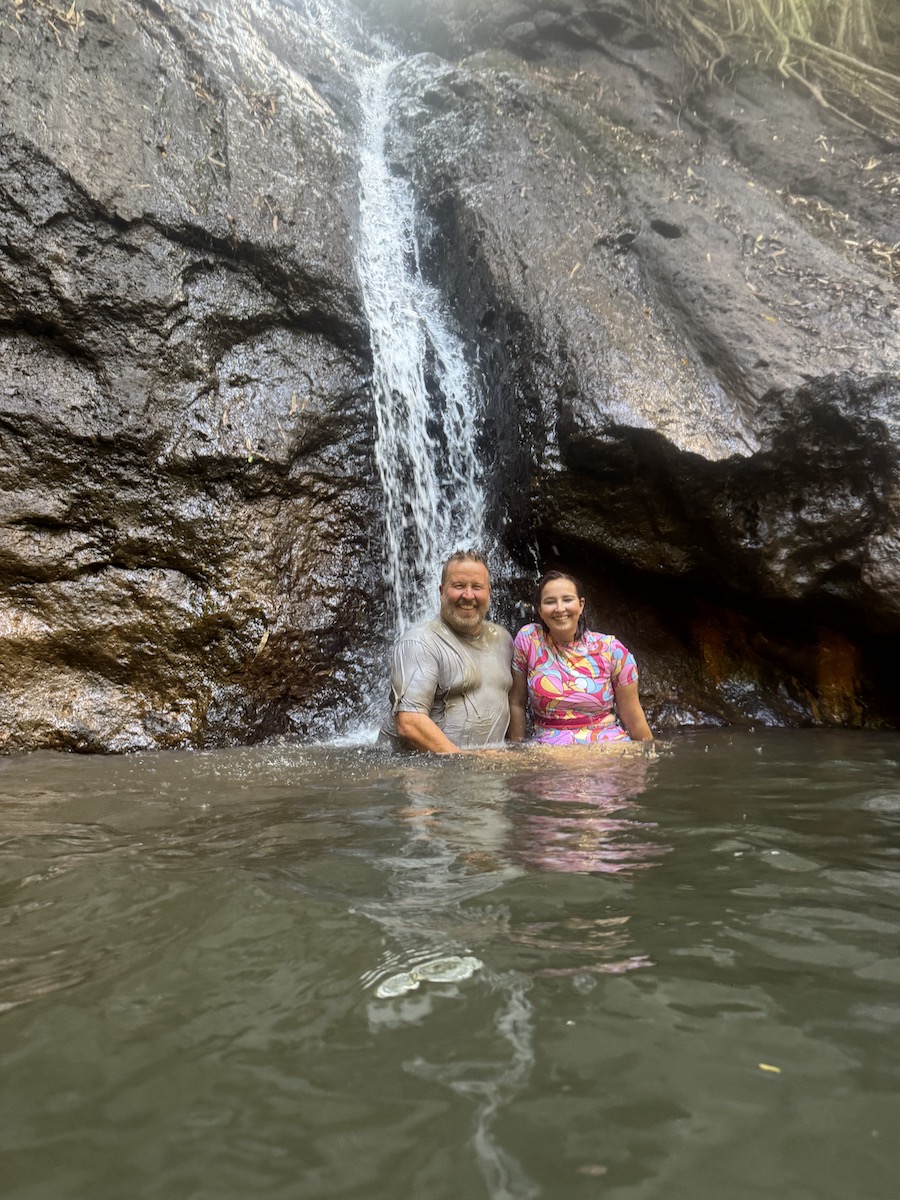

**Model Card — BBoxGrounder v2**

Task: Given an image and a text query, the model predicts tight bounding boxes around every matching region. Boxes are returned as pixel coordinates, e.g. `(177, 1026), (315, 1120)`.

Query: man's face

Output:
(439, 560), (491, 637)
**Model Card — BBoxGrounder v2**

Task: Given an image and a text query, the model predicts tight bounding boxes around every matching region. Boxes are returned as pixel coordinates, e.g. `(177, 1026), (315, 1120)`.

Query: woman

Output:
(509, 571), (653, 744)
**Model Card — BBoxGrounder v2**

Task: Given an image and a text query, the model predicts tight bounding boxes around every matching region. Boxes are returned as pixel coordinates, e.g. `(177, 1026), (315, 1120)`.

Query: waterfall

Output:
(355, 59), (489, 632)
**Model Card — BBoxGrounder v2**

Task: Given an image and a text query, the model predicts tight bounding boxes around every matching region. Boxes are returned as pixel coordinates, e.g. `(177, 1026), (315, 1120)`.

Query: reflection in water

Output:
(504, 747), (666, 980)
(361, 748), (665, 984)
(359, 759), (537, 1198)
(358, 762), (520, 982)
(406, 974), (540, 1200)
(360, 746), (664, 1199)
(509, 748), (668, 875)
(4, 736), (900, 1200)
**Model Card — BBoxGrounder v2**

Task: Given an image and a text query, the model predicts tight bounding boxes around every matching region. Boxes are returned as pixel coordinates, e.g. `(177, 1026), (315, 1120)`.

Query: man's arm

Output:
(390, 630), (460, 752)
(394, 711), (460, 754)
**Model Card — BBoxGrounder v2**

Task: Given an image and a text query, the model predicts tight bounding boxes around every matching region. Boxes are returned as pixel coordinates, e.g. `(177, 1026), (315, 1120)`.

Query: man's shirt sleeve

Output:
(390, 633), (441, 715)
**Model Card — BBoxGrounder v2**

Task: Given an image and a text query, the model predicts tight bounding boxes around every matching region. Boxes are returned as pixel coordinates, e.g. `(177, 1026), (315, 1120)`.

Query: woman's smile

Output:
(538, 578), (585, 644)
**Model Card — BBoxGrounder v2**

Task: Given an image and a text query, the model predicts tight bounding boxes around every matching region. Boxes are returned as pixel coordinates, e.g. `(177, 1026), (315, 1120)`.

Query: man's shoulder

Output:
(392, 618), (452, 661)
(480, 620), (514, 649)
(394, 618), (512, 656)
(395, 617), (445, 645)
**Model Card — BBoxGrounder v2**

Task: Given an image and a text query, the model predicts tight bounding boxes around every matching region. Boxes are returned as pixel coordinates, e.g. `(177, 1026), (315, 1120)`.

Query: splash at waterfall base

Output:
(1, 0), (899, 753)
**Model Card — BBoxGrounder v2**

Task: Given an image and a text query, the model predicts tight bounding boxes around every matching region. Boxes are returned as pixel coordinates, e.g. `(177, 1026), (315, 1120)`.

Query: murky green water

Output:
(2, 731), (899, 1200)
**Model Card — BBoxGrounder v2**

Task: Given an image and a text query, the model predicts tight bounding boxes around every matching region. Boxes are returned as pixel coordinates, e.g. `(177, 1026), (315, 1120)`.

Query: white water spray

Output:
(356, 59), (489, 631)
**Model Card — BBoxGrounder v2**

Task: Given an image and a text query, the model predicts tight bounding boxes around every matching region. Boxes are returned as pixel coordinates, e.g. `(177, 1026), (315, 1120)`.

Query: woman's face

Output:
(539, 577), (585, 643)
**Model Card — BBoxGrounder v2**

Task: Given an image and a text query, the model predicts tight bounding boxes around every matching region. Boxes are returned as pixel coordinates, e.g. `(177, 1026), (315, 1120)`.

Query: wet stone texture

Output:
(1, 0), (381, 751)
(1, 0), (899, 750)
(362, 0), (900, 729)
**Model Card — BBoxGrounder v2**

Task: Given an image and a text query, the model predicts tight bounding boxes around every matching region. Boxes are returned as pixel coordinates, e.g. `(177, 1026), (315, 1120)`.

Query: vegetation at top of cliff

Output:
(642, 0), (900, 143)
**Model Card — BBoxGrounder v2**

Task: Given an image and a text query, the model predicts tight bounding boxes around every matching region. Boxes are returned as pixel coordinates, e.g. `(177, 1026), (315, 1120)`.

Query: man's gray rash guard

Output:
(377, 618), (514, 749)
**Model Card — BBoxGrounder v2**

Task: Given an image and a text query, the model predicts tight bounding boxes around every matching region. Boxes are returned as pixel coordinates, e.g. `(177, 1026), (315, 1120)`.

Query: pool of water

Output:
(2, 730), (899, 1199)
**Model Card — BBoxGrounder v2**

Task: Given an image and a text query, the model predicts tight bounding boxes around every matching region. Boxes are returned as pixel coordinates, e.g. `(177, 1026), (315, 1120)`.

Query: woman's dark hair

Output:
(533, 570), (587, 640)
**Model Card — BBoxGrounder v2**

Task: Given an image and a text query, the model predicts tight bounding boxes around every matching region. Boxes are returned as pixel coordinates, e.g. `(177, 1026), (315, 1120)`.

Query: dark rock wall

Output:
(1, 0), (381, 751)
(1, 0), (898, 750)
(364, 1), (900, 727)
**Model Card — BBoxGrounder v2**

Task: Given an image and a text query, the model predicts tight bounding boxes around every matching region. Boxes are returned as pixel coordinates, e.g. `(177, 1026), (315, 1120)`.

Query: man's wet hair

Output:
(441, 550), (490, 585)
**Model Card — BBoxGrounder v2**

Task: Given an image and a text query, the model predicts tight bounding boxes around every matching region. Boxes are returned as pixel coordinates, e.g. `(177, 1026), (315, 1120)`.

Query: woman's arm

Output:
(615, 682), (654, 741)
(508, 670), (528, 741)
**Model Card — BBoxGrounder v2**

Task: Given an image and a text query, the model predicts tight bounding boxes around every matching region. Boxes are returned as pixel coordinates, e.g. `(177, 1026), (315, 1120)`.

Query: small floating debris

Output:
(758, 1062), (782, 1073)
(374, 955), (483, 999)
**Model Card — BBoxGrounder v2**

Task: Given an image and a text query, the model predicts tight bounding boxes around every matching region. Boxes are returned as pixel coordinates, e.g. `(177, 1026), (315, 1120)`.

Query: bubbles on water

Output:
(375, 970), (420, 998)
(415, 955), (484, 983)
(572, 973), (598, 994)
(372, 954), (484, 998)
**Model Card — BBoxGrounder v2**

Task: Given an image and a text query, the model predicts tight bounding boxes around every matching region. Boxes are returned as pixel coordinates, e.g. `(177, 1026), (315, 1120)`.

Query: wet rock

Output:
(0, 0), (381, 752)
(354, 1), (647, 56)
(2, 0), (899, 749)
(379, 20), (900, 727)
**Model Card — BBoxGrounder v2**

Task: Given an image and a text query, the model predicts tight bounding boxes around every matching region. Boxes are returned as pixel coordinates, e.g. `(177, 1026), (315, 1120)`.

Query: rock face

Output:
(360, 0), (900, 728)
(1, 0), (380, 751)
(1, 0), (898, 751)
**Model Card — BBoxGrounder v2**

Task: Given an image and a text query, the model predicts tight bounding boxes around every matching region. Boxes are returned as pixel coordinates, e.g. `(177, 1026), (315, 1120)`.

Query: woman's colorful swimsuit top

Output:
(512, 623), (638, 733)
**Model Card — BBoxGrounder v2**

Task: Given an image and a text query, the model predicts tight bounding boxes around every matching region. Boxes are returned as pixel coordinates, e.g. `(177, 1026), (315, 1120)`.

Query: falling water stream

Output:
(355, 55), (490, 630)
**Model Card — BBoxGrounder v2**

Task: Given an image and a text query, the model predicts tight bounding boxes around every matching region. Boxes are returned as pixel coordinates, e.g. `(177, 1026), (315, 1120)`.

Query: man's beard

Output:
(440, 600), (486, 636)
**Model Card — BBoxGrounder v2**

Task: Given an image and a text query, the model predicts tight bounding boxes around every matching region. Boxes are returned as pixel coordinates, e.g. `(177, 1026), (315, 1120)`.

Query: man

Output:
(378, 551), (514, 752)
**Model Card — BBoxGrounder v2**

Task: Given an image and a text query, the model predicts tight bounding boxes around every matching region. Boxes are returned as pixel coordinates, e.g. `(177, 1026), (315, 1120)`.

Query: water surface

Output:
(2, 730), (899, 1199)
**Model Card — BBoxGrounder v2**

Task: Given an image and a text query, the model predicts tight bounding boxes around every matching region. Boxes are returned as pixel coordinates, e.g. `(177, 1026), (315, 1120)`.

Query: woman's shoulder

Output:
(514, 622), (544, 641)
(513, 623), (547, 660)
(583, 629), (632, 656)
